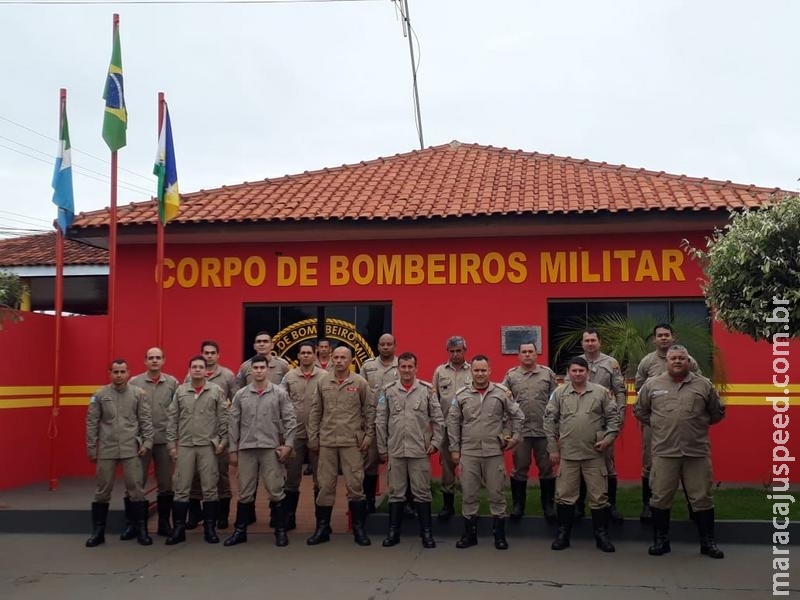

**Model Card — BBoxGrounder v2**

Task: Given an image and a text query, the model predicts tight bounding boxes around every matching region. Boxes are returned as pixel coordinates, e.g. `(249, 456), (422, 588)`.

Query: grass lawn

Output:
(379, 481), (799, 521)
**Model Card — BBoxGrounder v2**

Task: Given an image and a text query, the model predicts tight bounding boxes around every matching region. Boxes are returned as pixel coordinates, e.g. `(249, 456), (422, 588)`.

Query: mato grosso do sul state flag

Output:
(51, 94), (74, 232)
(154, 104), (180, 224)
(102, 15), (127, 151)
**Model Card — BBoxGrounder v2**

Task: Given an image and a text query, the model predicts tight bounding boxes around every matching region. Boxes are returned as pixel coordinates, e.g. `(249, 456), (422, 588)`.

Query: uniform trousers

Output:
(173, 445), (219, 502)
(316, 446), (364, 506)
(438, 430), (457, 493)
(460, 454), (506, 517)
(387, 456), (432, 502)
(363, 437), (380, 476)
(139, 443), (173, 495)
(603, 443), (617, 477)
(641, 424), (652, 477)
(510, 436), (554, 481)
(189, 452), (231, 500)
(555, 456), (609, 509)
(285, 437), (319, 492)
(93, 456), (145, 503)
(649, 455), (714, 511)
(237, 448), (286, 503)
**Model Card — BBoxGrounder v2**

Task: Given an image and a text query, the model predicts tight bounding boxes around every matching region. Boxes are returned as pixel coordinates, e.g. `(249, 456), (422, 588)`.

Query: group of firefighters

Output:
(84, 323), (725, 559)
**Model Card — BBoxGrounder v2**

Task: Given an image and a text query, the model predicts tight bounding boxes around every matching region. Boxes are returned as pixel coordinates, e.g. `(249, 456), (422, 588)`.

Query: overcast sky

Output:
(0, 0), (797, 237)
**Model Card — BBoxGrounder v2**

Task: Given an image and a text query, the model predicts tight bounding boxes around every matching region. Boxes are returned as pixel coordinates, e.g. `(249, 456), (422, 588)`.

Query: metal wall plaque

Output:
(501, 325), (541, 354)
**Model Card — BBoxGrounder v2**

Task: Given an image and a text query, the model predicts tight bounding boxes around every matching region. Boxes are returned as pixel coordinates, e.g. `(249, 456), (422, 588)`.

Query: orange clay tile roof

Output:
(0, 232), (108, 267)
(72, 141), (785, 229)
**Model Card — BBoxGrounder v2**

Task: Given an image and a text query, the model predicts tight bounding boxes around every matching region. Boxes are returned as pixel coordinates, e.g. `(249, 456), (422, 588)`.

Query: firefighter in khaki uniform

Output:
(129, 347), (178, 538)
(572, 329), (628, 521)
(85, 359), (154, 548)
(165, 355), (228, 546)
(376, 352), (445, 548)
(545, 356), (621, 553)
(360, 333), (399, 513)
(431, 335), (471, 519)
(235, 331), (290, 388)
(279, 342), (326, 530)
(448, 355), (524, 551)
(502, 341), (558, 522)
(306, 346), (375, 546)
(635, 323), (700, 522)
(634, 344), (725, 559)
(185, 340), (238, 531)
(225, 355), (297, 547)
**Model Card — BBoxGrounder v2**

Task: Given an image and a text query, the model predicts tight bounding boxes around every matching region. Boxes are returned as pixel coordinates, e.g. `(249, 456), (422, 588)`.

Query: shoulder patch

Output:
(89, 395), (97, 404)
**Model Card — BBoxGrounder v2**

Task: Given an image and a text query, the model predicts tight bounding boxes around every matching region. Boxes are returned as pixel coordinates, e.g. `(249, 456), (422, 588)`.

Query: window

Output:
(547, 299), (711, 375)
(242, 302), (391, 368)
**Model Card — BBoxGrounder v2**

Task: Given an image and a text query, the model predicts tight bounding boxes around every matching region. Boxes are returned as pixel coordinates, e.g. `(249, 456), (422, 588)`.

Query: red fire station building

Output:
(0, 141), (796, 489)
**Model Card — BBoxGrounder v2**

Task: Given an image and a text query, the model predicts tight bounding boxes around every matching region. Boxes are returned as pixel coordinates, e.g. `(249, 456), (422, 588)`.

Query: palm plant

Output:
(552, 313), (725, 385)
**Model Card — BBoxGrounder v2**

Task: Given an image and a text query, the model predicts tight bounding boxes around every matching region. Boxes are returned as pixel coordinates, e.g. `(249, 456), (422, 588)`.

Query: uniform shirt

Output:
(229, 382), (298, 451)
(544, 381), (621, 460)
(280, 366), (326, 439)
(235, 355), (290, 389)
(376, 379), (444, 458)
(314, 360), (335, 373)
(307, 372), (375, 449)
(432, 361), (472, 418)
(167, 381), (228, 450)
(635, 350), (700, 391)
(360, 356), (399, 397)
(130, 372), (179, 445)
(86, 383), (153, 460)
(580, 353), (627, 409)
(447, 382), (524, 457)
(206, 365), (237, 402)
(501, 364), (557, 437)
(633, 371), (725, 458)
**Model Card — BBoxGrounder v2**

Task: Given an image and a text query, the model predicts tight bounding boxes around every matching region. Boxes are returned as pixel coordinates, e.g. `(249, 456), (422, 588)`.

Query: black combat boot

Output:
(85, 502), (109, 547)
(438, 491), (455, 520)
(133, 500), (153, 546)
(591, 507), (615, 552)
(186, 498), (203, 530)
(223, 502), (253, 546)
(648, 507), (671, 556)
(492, 516), (508, 550)
(415, 501), (436, 548)
(509, 479), (526, 520)
(350, 499), (371, 546)
(455, 516), (478, 549)
(607, 477), (623, 523)
(202, 500), (220, 544)
(540, 478), (557, 522)
(382, 502), (404, 547)
(217, 497), (231, 530)
(574, 478), (586, 520)
(284, 490), (300, 531)
(403, 486), (417, 518)
(551, 503), (574, 550)
(119, 496), (137, 541)
(156, 493), (173, 537)
(363, 474), (378, 514)
(640, 477), (653, 523)
(272, 499), (289, 547)
(165, 501), (188, 545)
(695, 508), (724, 559)
(306, 505), (333, 545)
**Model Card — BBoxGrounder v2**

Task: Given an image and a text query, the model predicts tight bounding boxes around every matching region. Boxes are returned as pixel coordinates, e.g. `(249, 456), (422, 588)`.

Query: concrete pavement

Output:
(0, 532), (791, 600)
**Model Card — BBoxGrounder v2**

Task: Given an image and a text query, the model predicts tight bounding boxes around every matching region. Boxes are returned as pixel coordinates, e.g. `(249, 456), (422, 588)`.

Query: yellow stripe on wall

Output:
(0, 397), (52, 409)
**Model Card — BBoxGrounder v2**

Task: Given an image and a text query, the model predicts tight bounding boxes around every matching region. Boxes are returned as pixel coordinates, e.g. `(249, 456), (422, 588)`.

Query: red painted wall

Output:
(1, 232), (797, 489)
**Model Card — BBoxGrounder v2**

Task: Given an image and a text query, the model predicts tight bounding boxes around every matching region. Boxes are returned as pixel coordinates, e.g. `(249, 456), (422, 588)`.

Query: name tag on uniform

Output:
(347, 387), (358, 392)
(652, 390), (669, 396)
